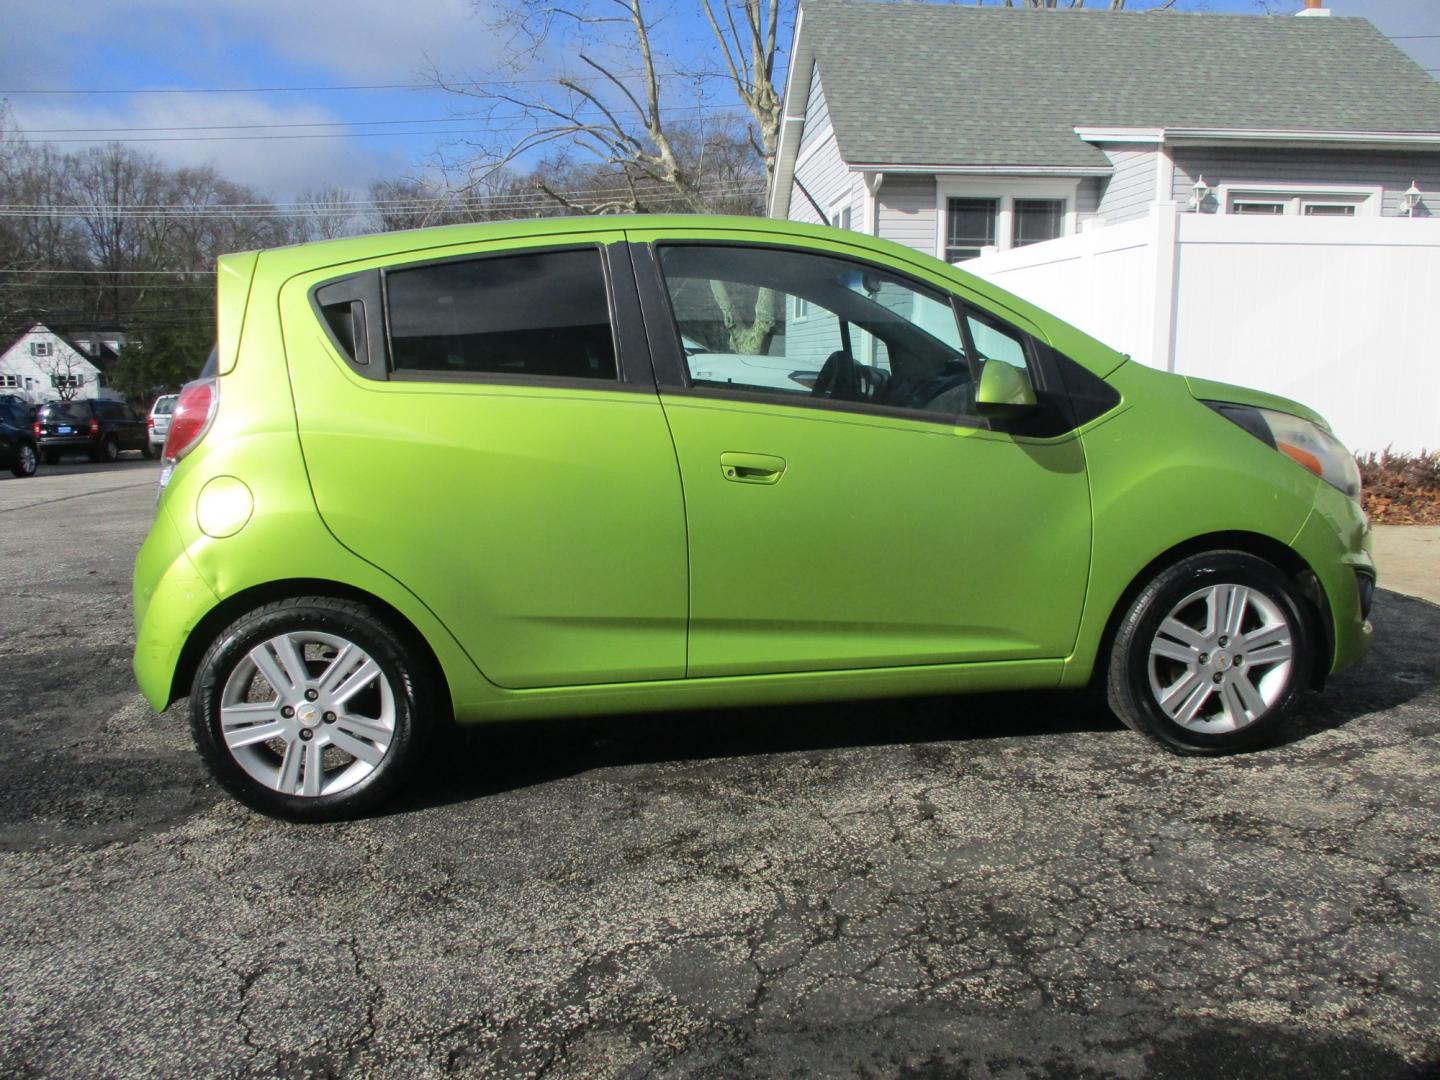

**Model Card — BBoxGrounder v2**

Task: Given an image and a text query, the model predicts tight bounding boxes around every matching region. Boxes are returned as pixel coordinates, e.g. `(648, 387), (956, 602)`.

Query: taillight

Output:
(89, 418), (100, 436)
(163, 378), (218, 464)
(147, 416), (155, 430)
(33, 422), (40, 438)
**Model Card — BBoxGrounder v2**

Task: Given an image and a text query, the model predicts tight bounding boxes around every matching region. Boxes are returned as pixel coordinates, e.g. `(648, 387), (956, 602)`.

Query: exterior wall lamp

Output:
(1402, 181), (1423, 217)
(1190, 175), (1211, 213)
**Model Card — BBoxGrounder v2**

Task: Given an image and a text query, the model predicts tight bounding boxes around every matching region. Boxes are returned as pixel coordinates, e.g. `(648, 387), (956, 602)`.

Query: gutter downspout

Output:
(865, 172), (885, 236)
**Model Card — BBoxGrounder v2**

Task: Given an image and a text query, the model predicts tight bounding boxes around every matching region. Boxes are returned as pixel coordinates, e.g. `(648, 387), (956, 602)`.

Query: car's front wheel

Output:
(1106, 551), (1314, 755)
(10, 442), (38, 478)
(190, 597), (431, 821)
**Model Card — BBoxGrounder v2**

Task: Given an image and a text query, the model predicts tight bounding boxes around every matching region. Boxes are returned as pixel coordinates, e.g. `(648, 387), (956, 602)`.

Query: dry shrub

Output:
(1356, 449), (1440, 524)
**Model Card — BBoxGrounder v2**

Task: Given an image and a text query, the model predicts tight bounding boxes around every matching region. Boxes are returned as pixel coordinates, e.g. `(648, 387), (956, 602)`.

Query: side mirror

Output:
(975, 361), (1038, 417)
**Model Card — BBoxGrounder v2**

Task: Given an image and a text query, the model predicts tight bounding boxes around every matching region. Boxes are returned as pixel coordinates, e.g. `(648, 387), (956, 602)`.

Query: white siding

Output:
(797, 63), (829, 156)
(1171, 148), (1440, 218)
(876, 175), (937, 256)
(1096, 145), (1159, 223)
(1076, 177), (1102, 223)
(0, 328), (108, 404)
(790, 65), (856, 227)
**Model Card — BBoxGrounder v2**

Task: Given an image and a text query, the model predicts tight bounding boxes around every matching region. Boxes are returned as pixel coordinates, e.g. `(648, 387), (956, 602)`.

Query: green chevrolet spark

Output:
(132, 215), (1373, 820)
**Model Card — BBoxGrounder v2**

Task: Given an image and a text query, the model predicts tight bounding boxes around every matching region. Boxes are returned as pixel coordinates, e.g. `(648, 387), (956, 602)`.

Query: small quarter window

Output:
(386, 249), (617, 382)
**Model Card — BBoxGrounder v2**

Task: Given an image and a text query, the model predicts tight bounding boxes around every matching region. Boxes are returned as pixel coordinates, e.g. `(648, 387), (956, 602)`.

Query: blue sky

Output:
(1, 0), (1437, 201)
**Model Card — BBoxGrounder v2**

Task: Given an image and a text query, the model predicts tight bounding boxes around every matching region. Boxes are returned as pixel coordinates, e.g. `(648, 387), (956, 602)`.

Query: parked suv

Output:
(148, 394), (179, 454)
(0, 394), (39, 478)
(133, 216), (1373, 820)
(37, 398), (155, 464)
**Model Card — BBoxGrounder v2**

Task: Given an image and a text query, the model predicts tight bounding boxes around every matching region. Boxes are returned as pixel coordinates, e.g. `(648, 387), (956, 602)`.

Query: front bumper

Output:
(1293, 483), (1374, 676)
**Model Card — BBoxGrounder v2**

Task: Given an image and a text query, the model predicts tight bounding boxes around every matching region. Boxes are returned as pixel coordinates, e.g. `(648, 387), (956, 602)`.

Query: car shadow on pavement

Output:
(391, 685), (1118, 815)
(387, 589), (1439, 816)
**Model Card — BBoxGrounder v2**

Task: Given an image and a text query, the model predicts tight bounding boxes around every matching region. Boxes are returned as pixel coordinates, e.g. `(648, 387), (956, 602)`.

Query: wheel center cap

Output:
(1213, 652), (1233, 672)
(296, 702), (321, 728)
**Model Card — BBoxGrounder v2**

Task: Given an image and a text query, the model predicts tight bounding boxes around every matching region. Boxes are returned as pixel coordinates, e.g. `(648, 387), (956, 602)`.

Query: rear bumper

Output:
(39, 435), (99, 451)
(132, 504), (218, 710)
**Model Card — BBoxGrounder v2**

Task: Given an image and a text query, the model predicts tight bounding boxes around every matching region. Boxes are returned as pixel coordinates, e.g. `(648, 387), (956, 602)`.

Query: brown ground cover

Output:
(1358, 450), (1440, 524)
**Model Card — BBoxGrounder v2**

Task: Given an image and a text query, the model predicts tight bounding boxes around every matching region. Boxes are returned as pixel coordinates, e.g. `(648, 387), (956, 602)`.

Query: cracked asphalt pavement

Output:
(2, 462), (1438, 1079)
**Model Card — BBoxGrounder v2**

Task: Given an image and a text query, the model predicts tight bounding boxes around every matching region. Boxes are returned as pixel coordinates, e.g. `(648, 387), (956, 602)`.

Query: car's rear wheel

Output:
(1106, 551), (1314, 755)
(92, 435), (119, 463)
(190, 597), (431, 821)
(10, 443), (37, 478)
(142, 441), (160, 460)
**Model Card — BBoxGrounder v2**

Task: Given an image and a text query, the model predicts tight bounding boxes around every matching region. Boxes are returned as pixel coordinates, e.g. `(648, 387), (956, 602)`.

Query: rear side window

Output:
(385, 249), (617, 382)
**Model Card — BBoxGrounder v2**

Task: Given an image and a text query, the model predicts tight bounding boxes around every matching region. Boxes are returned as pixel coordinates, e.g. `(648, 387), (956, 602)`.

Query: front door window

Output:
(658, 244), (978, 418)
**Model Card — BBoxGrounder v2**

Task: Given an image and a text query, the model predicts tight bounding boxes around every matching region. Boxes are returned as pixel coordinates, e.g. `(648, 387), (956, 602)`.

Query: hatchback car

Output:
(0, 394), (39, 477)
(148, 394), (179, 453)
(132, 216), (1372, 820)
(37, 398), (155, 463)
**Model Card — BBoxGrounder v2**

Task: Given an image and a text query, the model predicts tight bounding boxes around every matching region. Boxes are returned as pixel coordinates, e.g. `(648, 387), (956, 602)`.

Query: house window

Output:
(1223, 187), (1373, 217)
(0, 374), (18, 388)
(831, 205), (853, 230)
(1232, 200), (1286, 216)
(946, 198), (998, 263)
(30, 341), (53, 358)
(1012, 199), (1065, 248)
(52, 374), (83, 391)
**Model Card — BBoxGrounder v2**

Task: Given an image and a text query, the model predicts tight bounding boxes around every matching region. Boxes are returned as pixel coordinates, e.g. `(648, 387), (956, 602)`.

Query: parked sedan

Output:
(37, 398), (155, 464)
(148, 394), (179, 453)
(0, 394), (39, 478)
(133, 215), (1372, 821)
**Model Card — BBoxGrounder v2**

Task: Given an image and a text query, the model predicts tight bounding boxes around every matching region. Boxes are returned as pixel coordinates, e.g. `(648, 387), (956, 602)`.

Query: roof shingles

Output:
(804, 1), (1440, 168)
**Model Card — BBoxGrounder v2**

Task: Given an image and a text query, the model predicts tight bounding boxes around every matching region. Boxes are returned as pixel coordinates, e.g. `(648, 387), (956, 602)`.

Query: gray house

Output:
(770, 0), (1440, 262)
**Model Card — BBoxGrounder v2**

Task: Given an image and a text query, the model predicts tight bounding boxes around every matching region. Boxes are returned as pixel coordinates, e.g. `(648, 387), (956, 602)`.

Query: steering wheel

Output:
(811, 349), (859, 400)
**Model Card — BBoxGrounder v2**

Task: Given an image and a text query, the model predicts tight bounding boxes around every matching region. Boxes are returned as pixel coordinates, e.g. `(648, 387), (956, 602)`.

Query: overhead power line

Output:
(0, 184), (765, 221)
(17, 101), (745, 137)
(0, 71), (731, 95)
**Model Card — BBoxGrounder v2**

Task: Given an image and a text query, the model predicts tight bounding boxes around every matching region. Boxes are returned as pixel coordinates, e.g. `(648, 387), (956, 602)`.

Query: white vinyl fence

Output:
(968, 205), (1440, 454)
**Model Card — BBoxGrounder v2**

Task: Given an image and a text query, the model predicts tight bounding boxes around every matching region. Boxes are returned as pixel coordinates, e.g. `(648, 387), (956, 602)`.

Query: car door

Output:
(627, 232), (1093, 678)
(279, 233), (689, 689)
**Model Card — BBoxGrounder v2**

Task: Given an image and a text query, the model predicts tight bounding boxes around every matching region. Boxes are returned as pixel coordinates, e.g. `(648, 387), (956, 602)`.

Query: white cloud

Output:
(7, 97), (411, 200)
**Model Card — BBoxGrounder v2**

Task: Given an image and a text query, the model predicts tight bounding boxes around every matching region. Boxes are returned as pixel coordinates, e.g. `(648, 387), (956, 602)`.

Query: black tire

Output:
(190, 597), (432, 821)
(10, 442), (38, 478)
(43, 449), (61, 466)
(142, 441), (160, 460)
(91, 435), (119, 463)
(1106, 550), (1314, 755)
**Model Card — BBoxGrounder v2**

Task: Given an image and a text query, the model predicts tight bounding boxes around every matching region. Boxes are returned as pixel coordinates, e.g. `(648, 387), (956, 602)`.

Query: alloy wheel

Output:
(1146, 583), (1295, 734)
(218, 630), (396, 797)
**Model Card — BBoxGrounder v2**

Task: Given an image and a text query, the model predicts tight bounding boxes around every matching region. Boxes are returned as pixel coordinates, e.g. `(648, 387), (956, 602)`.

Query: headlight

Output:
(1206, 402), (1361, 503)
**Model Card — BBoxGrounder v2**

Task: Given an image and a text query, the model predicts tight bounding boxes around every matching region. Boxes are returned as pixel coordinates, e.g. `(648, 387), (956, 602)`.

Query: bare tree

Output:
(432, 0), (780, 215)
(31, 345), (88, 402)
(294, 185), (367, 242)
